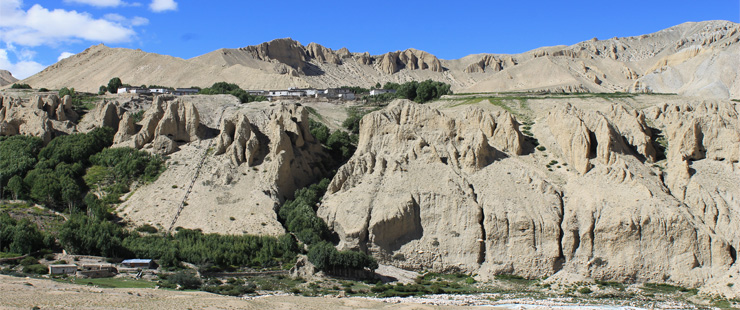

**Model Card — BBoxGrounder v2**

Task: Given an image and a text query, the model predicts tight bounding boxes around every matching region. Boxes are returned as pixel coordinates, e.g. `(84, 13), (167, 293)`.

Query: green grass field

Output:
(55, 277), (157, 289)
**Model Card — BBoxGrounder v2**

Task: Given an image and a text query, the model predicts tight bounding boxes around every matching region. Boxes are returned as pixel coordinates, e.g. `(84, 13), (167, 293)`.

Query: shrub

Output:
(578, 287), (592, 294)
(167, 271), (202, 289)
(135, 224), (158, 234)
(23, 264), (48, 274)
(20, 256), (39, 266)
(10, 83), (32, 89)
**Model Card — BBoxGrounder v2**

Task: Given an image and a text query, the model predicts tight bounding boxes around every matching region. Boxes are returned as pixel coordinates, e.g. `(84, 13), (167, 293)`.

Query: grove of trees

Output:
(199, 82), (267, 103)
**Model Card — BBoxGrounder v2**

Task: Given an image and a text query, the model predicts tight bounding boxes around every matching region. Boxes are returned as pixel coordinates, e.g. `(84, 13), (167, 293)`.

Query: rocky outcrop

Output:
(113, 111), (137, 144)
(464, 55), (517, 73)
(546, 103), (661, 174)
(113, 95), (201, 154)
(319, 100), (527, 272)
(242, 38), (309, 73)
(83, 100), (121, 130)
(646, 101), (740, 200)
(214, 103), (328, 198)
(214, 113), (260, 166)
(547, 105), (593, 174)
(0, 94), (72, 144)
(0, 70), (18, 87)
(119, 102), (332, 236)
(319, 99), (739, 290)
(306, 42), (342, 65)
(376, 49), (444, 74)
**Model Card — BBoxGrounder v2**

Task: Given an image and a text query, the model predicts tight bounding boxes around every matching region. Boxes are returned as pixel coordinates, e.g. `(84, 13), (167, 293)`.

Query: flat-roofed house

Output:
(121, 259), (154, 269)
(49, 264), (77, 275)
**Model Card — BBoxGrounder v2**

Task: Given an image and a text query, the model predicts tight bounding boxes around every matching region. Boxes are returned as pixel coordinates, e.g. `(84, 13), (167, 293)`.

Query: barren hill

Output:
(0, 70), (17, 87)
(15, 20), (739, 99)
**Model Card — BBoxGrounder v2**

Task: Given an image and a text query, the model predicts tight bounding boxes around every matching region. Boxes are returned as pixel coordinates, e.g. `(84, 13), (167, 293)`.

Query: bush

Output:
(135, 224), (158, 234)
(307, 241), (378, 273)
(578, 287), (592, 294)
(23, 264), (48, 274)
(20, 256), (39, 266)
(10, 83), (32, 89)
(167, 271), (202, 289)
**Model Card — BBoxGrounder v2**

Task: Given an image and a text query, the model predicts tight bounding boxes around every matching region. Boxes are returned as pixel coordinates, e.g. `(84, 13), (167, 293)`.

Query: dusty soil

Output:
(0, 275), (497, 310)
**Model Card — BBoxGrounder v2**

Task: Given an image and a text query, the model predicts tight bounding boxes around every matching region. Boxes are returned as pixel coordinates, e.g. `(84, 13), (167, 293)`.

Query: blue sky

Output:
(1, 0), (738, 79)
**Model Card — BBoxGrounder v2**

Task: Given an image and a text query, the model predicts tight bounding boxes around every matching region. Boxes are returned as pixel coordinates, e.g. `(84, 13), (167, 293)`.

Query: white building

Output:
(49, 264), (77, 275)
(117, 87), (149, 94)
(370, 89), (396, 96)
(149, 88), (170, 94)
(117, 87), (134, 94)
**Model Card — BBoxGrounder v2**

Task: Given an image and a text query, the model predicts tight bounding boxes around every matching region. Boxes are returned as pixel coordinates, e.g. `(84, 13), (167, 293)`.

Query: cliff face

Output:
(318, 98), (740, 290)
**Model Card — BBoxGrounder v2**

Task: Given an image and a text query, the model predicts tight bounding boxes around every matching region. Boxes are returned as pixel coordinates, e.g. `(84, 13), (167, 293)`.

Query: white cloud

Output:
(0, 1), (138, 47)
(149, 0), (177, 12)
(58, 52), (75, 61)
(63, 0), (125, 8)
(0, 49), (45, 79)
(104, 13), (149, 26)
(130, 16), (149, 26)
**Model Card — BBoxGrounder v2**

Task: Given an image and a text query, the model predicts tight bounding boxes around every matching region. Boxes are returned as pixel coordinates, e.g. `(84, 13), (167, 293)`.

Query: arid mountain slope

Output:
(14, 21), (739, 99)
(0, 70), (17, 87)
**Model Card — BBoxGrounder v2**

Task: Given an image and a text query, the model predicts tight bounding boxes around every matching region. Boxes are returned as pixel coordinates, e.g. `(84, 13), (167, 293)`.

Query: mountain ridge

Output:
(12, 20), (740, 99)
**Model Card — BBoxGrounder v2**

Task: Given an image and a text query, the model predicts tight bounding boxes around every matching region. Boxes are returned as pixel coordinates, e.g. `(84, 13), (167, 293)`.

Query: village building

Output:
(149, 88), (170, 94)
(117, 87), (150, 94)
(121, 259), (154, 269)
(49, 264), (77, 275)
(248, 90), (267, 96)
(173, 88), (199, 96)
(370, 89), (396, 96)
(324, 88), (356, 100)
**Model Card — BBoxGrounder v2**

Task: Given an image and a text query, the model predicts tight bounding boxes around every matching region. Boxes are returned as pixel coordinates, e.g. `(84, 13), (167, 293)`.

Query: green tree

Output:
(0, 135), (42, 198)
(10, 219), (45, 254)
(309, 119), (330, 145)
(396, 81), (418, 100)
(327, 130), (355, 161)
(98, 85), (107, 95)
(7, 175), (23, 200)
(58, 87), (75, 98)
(107, 77), (123, 94)
(58, 214), (126, 257)
(415, 80), (437, 103)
